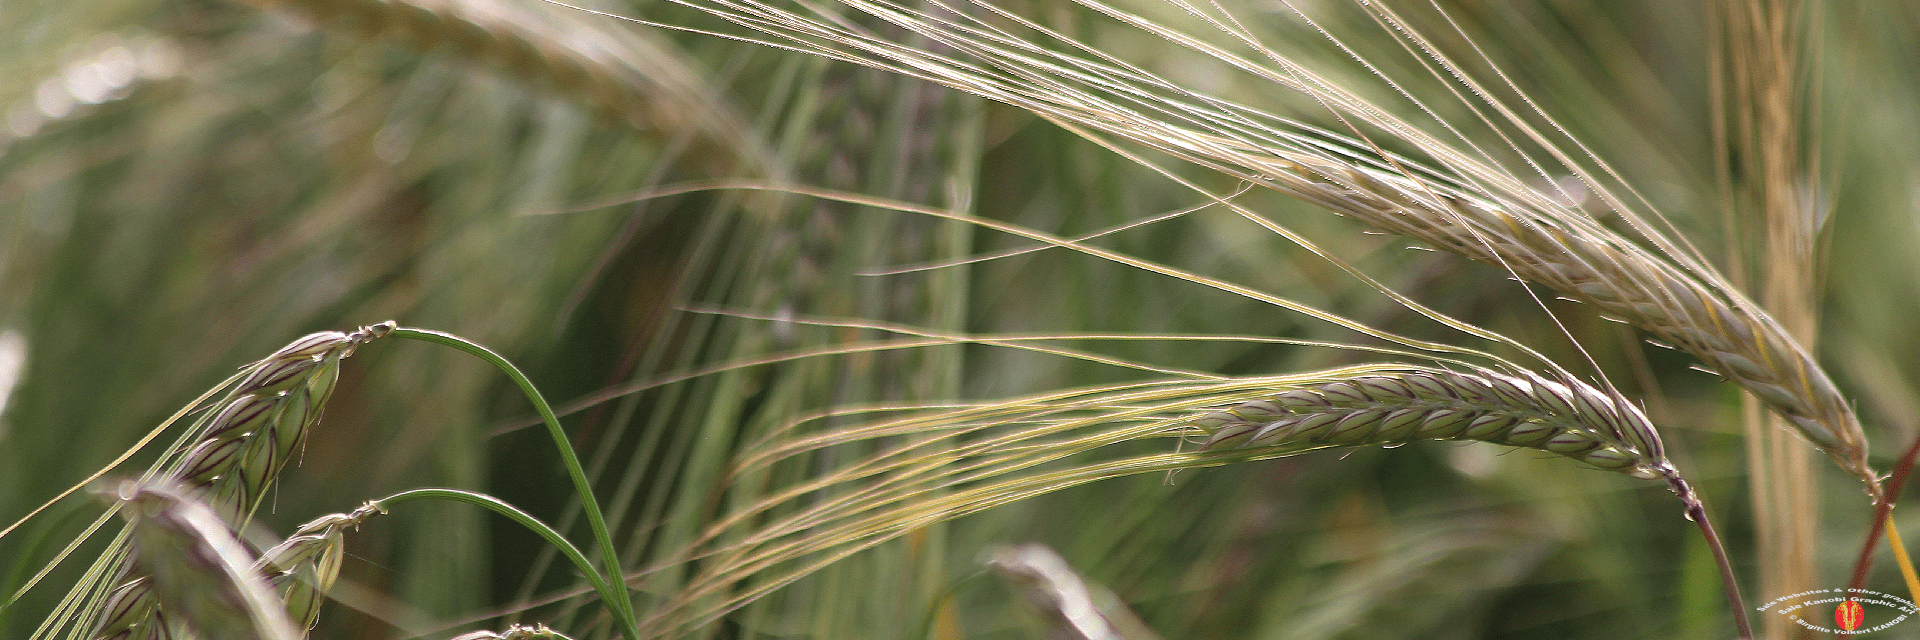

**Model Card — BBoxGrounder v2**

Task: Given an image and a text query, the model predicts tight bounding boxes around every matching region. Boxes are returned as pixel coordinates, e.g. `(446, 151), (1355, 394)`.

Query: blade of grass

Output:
(386, 328), (637, 640)
(372, 488), (625, 639)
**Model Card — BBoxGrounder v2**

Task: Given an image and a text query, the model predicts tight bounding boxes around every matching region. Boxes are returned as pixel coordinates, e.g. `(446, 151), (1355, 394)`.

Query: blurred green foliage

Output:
(4, 1), (1920, 638)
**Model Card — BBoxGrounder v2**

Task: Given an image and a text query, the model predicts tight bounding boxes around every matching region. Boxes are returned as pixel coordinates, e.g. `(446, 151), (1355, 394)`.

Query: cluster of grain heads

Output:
(89, 323), (392, 640)
(715, 0), (1867, 490)
(88, 496), (383, 640)
(608, 0), (1867, 492)
(451, 624), (575, 640)
(1252, 154), (1869, 489)
(91, 480), (300, 640)
(1190, 366), (1672, 481)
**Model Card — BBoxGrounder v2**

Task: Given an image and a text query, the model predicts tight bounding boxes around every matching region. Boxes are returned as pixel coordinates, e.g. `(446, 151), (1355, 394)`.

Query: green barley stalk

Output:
(367, 487), (631, 640)
(23, 324), (639, 640)
(383, 328), (640, 640)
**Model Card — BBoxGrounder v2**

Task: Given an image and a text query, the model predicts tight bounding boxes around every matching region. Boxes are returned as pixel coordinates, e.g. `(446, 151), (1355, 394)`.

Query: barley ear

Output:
(176, 321), (392, 522)
(1192, 366), (1671, 481)
(253, 501), (386, 634)
(1189, 366), (1753, 633)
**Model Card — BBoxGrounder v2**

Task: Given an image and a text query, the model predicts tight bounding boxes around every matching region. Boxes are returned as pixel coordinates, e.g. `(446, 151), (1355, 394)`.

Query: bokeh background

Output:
(5, 1), (1920, 638)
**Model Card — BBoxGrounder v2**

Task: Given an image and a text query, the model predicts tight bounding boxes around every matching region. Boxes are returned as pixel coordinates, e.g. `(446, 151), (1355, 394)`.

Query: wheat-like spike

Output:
(252, 502), (385, 635)
(1191, 366), (1671, 480)
(175, 321), (392, 522)
(93, 480), (300, 640)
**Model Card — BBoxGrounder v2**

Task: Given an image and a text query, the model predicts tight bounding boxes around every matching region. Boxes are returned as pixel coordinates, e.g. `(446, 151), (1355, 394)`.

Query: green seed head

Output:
(1188, 367), (1670, 479)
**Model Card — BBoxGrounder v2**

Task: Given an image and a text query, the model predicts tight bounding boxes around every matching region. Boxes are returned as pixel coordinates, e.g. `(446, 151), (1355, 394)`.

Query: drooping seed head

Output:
(180, 329), (364, 520)
(1288, 156), (1867, 486)
(253, 501), (383, 634)
(1190, 367), (1669, 480)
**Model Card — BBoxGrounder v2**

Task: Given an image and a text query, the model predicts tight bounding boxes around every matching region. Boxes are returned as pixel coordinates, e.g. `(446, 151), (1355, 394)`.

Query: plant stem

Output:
(1848, 429), (1920, 603)
(1670, 475), (1752, 640)
(374, 488), (638, 639)
(389, 328), (637, 639)
(1887, 518), (1920, 606)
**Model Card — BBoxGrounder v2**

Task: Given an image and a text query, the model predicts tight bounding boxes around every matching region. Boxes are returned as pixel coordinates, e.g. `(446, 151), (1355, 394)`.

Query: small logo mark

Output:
(1836, 599), (1865, 631)
(1757, 588), (1913, 634)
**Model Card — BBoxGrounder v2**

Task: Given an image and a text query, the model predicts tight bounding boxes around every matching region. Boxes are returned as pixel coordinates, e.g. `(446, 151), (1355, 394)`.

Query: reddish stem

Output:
(1671, 474), (1753, 640)
(1848, 431), (1920, 596)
